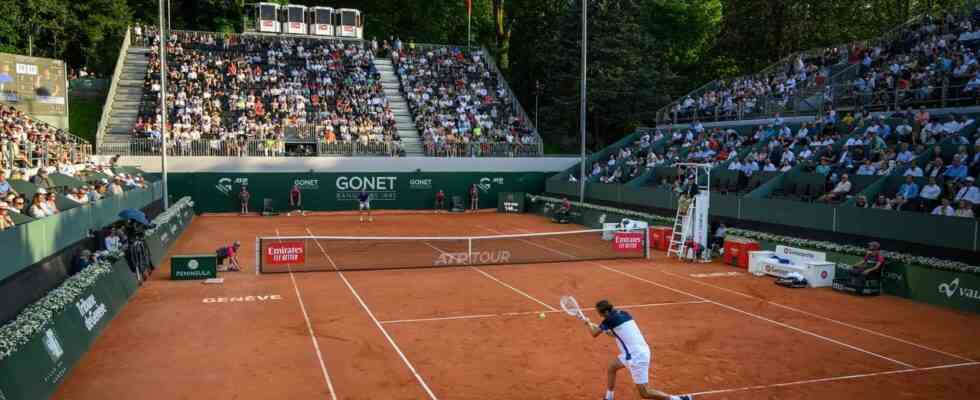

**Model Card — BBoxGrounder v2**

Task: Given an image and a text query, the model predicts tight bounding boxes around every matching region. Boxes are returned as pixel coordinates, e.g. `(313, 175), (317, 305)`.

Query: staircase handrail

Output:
(96, 25), (132, 153)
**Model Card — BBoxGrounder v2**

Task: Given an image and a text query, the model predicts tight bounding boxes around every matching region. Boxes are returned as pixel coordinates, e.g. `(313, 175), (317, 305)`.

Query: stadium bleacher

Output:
(392, 44), (540, 157)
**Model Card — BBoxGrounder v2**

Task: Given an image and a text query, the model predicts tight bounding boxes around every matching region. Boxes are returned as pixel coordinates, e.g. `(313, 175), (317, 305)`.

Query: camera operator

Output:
(122, 219), (155, 282)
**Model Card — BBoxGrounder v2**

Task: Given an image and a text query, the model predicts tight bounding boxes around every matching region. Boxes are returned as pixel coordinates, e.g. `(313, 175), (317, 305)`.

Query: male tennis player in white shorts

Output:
(586, 300), (692, 400)
(358, 190), (372, 222)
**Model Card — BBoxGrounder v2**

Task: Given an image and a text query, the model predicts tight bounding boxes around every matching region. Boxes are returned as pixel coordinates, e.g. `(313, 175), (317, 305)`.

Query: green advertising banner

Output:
(145, 206), (195, 268)
(167, 172), (548, 213)
(0, 260), (137, 400)
(171, 255), (218, 280)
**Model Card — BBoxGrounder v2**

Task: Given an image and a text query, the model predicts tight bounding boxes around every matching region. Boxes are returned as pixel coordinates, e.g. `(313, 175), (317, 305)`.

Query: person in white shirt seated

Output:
(895, 143), (915, 163)
(741, 159), (759, 176)
(953, 176), (979, 206)
(904, 163), (924, 177)
(856, 159), (877, 175)
(728, 159), (742, 171)
(955, 200), (975, 218)
(104, 229), (123, 252)
(919, 177), (943, 211)
(844, 136), (864, 148)
(818, 174), (852, 203)
(763, 161), (778, 172)
(932, 198), (956, 216)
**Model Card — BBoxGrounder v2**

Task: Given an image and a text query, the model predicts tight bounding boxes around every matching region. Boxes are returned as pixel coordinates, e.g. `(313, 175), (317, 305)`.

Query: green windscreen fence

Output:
(0, 182), (163, 282)
(168, 172), (548, 213)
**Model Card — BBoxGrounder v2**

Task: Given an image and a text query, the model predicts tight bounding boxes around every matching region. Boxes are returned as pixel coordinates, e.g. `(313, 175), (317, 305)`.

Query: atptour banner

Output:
(265, 242), (306, 265)
(613, 232), (644, 252)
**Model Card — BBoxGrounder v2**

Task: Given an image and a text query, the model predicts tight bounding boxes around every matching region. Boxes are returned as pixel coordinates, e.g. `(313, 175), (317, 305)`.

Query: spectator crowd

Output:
(136, 32), (401, 156)
(392, 45), (538, 156)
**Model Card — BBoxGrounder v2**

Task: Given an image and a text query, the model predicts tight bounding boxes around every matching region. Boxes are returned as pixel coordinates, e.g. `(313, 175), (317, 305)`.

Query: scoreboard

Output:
(497, 192), (526, 213)
(0, 53), (68, 118)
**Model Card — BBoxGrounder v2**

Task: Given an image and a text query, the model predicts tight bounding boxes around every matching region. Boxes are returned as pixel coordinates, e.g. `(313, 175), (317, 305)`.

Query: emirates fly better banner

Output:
(613, 232), (644, 252)
(265, 242), (306, 265)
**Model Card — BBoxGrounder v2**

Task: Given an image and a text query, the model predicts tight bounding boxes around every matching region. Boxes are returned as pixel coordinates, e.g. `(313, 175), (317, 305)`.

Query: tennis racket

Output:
(560, 295), (592, 324)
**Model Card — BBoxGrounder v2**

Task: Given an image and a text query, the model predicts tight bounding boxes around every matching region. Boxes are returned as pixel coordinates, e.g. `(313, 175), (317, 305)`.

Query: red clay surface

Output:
(52, 212), (980, 400)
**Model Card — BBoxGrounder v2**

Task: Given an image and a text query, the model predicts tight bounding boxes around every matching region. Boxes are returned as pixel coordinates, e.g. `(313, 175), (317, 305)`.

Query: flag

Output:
(467, 0), (472, 17)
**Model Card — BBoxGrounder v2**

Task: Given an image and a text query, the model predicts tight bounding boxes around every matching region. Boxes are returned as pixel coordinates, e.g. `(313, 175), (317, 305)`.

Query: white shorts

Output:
(359, 201), (370, 210)
(617, 352), (651, 385)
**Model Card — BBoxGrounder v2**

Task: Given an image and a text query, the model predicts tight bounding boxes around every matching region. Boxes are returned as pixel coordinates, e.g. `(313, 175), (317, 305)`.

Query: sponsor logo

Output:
(780, 246), (821, 260)
(187, 260), (199, 270)
(939, 278), (959, 298)
(216, 177), (248, 196)
(883, 271), (904, 282)
(434, 250), (512, 266)
(174, 270), (213, 278)
(409, 178), (432, 190)
(336, 176), (397, 201)
(935, 277), (980, 301)
(265, 242), (306, 265)
(294, 179), (319, 190)
(477, 177), (504, 193)
(503, 201), (521, 213)
(202, 294), (283, 303)
(613, 232), (644, 252)
(820, 270), (828, 279)
(42, 328), (64, 362)
(763, 263), (793, 278)
(598, 213), (607, 225)
(75, 294), (107, 332)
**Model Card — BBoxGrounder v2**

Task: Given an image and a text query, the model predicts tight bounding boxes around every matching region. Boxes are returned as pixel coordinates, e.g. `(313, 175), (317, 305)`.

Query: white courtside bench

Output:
(747, 245), (836, 287)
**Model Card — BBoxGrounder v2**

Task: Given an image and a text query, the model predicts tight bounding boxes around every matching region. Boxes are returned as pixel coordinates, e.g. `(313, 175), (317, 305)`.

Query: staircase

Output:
(102, 47), (151, 149)
(374, 58), (423, 156)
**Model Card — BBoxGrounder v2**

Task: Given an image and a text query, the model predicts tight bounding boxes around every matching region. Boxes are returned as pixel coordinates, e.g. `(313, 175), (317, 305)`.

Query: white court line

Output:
(379, 300), (710, 324)
(502, 221), (976, 364)
(306, 227), (439, 400)
(421, 241), (558, 312)
(599, 264), (916, 368)
(275, 229), (338, 400)
(688, 361), (980, 397)
(656, 268), (977, 363)
(479, 226), (917, 369)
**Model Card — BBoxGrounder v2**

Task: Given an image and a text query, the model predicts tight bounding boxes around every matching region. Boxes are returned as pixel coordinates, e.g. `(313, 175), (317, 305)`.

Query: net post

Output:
(645, 227), (651, 260)
(255, 236), (260, 275)
(467, 237), (473, 265)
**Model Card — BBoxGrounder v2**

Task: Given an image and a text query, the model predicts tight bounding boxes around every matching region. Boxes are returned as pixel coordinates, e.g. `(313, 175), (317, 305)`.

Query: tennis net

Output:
(255, 228), (649, 273)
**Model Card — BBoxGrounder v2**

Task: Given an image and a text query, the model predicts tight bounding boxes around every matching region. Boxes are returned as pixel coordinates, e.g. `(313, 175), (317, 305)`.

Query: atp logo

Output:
(477, 177), (504, 193)
(216, 177), (248, 196)
(939, 278), (960, 299)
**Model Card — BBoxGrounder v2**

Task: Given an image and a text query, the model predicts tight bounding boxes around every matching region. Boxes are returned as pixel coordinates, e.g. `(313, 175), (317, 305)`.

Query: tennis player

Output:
(358, 190), (372, 222)
(586, 300), (691, 400)
(288, 184), (304, 216)
(435, 189), (445, 213)
(469, 184), (479, 211)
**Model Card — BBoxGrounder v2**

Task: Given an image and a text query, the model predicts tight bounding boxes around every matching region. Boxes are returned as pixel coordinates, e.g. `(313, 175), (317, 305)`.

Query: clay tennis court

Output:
(52, 212), (980, 400)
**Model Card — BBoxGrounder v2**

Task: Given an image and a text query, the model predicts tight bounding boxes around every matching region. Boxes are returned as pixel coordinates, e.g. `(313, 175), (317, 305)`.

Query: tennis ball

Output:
(538, 312), (547, 320)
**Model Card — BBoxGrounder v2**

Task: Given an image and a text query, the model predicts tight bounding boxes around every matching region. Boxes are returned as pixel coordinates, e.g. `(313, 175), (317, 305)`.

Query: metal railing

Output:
(97, 26), (132, 149)
(98, 138), (403, 157)
(423, 142), (544, 158)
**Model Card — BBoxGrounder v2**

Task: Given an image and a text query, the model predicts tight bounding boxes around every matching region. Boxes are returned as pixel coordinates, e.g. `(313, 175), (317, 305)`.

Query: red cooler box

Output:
(648, 227), (672, 251)
(723, 237), (760, 268)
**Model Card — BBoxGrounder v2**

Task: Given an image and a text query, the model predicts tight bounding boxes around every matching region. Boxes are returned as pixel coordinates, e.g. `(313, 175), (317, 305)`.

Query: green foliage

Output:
(69, 97), (104, 145)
